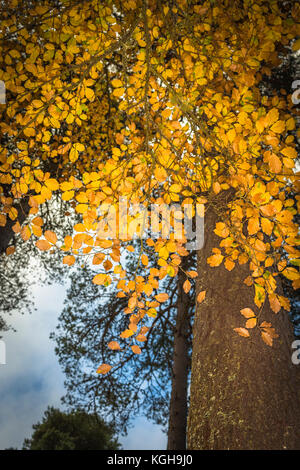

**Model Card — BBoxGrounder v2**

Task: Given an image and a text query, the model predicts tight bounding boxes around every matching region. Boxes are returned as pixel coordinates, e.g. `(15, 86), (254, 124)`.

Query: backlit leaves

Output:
(1, 0), (299, 361)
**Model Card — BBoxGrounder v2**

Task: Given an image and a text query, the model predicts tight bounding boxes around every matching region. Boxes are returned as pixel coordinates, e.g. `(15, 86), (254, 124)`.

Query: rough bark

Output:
(167, 265), (190, 450)
(187, 203), (300, 450)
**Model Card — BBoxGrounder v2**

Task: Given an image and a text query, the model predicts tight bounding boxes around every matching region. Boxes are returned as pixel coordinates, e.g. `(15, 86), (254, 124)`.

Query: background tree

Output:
(52, 245), (195, 445)
(22, 407), (120, 450)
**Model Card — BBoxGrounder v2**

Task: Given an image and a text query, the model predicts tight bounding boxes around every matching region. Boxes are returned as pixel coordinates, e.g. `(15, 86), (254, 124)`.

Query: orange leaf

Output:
(268, 293), (281, 313)
(136, 334), (147, 342)
(96, 364), (111, 374)
(187, 270), (198, 278)
(120, 329), (134, 338)
(155, 293), (169, 302)
(6, 246), (15, 256)
(141, 254), (148, 266)
(224, 258), (235, 271)
(63, 255), (75, 266)
(240, 307), (255, 318)
(243, 276), (253, 286)
(92, 273), (106, 285)
(183, 279), (191, 293)
(268, 153), (282, 174)
(233, 327), (250, 338)
(32, 216), (43, 226)
(207, 253), (224, 267)
(261, 331), (273, 347)
(108, 341), (121, 351)
(197, 290), (206, 303)
(20, 225), (31, 241)
(32, 225), (42, 237)
(246, 317), (257, 329)
(248, 217), (260, 235)
(131, 345), (141, 354)
(36, 239), (52, 251)
(44, 230), (57, 244)
(0, 214), (6, 227)
(92, 253), (105, 265)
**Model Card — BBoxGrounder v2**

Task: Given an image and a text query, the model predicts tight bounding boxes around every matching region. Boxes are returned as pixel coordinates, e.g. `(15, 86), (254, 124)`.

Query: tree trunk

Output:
(187, 204), (300, 450)
(167, 265), (190, 450)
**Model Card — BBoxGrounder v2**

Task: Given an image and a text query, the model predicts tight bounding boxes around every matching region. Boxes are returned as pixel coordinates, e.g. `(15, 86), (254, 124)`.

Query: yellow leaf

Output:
(62, 190), (74, 201)
(113, 87), (125, 97)
(85, 87), (94, 100)
(271, 120), (285, 134)
(254, 284), (265, 307)
(111, 79), (123, 88)
(169, 183), (181, 193)
(154, 167), (167, 182)
(292, 38), (300, 51)
(281, 147), (297, 159)
(70, 143), (84, 163)
(45, 179), (59, 191)
(282, 267), (299, 281)
(213, 182), (221, 194)
(8, 207), (18, 220)
(265, 108), (279, 126)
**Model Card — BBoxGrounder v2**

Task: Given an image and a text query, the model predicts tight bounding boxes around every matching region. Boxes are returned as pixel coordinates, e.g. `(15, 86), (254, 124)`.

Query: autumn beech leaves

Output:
(0, 0), (299, 376)
(233, 308), (279, 346)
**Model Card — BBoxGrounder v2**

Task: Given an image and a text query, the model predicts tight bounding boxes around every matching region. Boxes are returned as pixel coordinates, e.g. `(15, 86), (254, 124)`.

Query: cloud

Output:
(120, 417), (166, 450)
(0, 282), (167, 450)
(0, 284), (66, 449)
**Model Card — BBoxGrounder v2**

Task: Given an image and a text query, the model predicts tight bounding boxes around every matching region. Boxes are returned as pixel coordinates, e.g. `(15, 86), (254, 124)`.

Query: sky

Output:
(0, 281), (166, 450)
